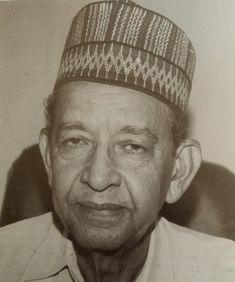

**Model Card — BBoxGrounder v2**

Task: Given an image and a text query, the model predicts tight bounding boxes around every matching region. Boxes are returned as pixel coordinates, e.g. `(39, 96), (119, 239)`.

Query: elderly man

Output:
(1, 0), (235, 281)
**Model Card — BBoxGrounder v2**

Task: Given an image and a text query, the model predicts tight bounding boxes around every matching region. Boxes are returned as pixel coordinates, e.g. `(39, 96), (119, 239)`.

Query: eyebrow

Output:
(55, 122), (87, 139)
(55, 123), (158, 143)
(119, 126), (159, 143)
(58, 122), (86, 132)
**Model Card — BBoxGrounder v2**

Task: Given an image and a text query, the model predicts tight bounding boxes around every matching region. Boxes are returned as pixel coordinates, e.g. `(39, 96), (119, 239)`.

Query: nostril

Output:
(80, 165), (121, 192)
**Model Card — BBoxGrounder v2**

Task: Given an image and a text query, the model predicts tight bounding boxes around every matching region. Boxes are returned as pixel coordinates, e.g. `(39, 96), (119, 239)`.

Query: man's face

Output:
(44, 81), (176, 251)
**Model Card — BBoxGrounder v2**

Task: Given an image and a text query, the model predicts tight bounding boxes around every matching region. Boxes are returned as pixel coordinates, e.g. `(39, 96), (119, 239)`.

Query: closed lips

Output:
(78, 201), (125, 211)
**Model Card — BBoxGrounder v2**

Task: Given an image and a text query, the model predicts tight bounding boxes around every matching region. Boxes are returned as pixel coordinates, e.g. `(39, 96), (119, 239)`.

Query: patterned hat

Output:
(54, 0), (196, 112)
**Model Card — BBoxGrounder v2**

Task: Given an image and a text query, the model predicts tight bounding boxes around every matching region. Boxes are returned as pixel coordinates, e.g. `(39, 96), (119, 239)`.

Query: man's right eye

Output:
(62, 137), (88, 148)
(56, 136), (92, 160)
(63, 137), (83, 145)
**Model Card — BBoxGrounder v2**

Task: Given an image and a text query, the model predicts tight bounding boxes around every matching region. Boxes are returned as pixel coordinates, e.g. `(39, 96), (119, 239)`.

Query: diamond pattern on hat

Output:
(55, 0), (196, 112)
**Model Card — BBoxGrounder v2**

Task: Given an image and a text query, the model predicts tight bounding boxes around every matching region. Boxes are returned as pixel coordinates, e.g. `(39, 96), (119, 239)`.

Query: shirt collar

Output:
(136, 217), (173, 282)
(23, 215), (172, 282)
(23, 215), (71, 281)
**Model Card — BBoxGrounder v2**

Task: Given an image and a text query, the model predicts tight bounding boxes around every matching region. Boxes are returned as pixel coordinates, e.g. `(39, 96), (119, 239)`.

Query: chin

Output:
(69, 223), (134, 252)
(62, 205), (138, 251)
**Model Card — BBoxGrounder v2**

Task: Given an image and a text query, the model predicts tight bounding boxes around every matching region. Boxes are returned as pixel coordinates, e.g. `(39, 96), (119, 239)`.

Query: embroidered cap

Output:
(54, 0), (196, 112)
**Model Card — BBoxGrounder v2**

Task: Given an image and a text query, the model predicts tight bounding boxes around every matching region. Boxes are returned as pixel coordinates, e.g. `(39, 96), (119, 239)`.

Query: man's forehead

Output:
(56, 81), (170, 110)
(53, 81), (174, 136)
(55, 81), (172, 116)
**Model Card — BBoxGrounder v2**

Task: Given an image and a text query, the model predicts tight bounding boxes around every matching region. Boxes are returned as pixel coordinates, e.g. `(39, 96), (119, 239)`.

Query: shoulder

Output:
(158, 217), (235, 281)
(160, 216), (235, 252)
(0, 212), (54, 276)
(0, 212), (54, 244)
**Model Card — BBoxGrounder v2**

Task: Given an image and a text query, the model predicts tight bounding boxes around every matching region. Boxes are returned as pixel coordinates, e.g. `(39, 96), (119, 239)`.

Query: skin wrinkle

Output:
(56, 124), (158, 164)
(54, 113), (172, 219)
(40, 81), (189, 282)
(72, 220), (154, 282)
(44, 83), (187, 149)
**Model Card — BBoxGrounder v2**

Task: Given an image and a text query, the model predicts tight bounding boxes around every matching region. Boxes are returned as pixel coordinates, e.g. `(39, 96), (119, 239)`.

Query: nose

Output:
(80, 145), (121, 192)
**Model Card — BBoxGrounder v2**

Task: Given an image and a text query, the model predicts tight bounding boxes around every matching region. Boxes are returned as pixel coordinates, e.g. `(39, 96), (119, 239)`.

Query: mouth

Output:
(78, 201), (125, 211)
(74, 201), (127, 223)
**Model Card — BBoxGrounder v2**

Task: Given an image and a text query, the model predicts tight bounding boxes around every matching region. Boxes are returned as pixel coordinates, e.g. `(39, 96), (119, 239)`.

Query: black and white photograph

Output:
(0, 0), (235, 281)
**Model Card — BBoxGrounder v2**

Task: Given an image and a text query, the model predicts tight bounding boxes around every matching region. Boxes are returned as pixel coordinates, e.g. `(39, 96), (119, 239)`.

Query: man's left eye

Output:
(123, 143), (146, 154)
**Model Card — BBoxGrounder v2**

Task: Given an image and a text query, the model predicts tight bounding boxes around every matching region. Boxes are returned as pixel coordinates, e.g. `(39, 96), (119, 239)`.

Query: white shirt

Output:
(0, 212), (235, 281)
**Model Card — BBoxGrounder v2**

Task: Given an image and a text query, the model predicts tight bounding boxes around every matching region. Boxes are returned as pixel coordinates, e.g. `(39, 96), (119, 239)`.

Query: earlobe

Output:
(39, 128), (52, 186)
(166, 139), (201, 204)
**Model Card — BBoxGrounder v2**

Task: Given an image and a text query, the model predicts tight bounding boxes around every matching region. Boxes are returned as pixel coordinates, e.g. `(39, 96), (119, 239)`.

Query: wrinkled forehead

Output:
(55, 81), (173, 112)
(52, 81), (174, 137)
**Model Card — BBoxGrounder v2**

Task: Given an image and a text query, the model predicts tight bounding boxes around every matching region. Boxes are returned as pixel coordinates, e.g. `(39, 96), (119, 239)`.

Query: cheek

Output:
(50, 157), (86, 227)
(135, 171), (165, 215)
(121, 167), (166, 223)
(50, 157), (83, 204)
(121, 151), (174, 221)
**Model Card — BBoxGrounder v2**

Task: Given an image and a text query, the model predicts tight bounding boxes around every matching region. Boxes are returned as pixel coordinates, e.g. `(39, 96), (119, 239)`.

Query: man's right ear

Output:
(39, 128), (52, 187)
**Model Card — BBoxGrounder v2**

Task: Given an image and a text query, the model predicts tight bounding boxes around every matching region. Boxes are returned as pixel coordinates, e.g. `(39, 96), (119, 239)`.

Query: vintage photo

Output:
(0, 0), (235, 281)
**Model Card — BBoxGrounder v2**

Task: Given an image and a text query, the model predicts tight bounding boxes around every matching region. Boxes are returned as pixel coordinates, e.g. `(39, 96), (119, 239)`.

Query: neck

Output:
(72, 227), (153, 282)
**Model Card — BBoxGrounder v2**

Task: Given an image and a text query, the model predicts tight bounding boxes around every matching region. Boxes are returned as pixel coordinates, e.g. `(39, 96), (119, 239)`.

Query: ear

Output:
(39, 128), (52, 187)
(166, 139), (201, 204)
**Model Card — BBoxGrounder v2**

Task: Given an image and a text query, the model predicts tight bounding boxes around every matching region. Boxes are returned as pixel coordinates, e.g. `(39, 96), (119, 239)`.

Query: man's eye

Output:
(122, 143), (146, 154)
(62, 137), (87, 147)
(57, 137), (91, 159)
